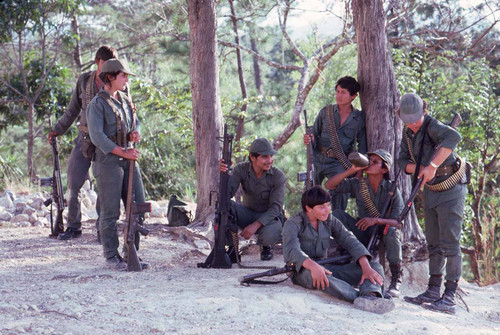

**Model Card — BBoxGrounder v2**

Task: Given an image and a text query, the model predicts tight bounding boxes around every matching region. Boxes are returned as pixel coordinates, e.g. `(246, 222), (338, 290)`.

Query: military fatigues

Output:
(398, 115), (466, 282)
(52, 71), (97, 230)
(229, 161), (286, 246)
(332, 178), (403, 266)
(311, 104), (367, 210)
(283, 212), (385, 302)
(87, 89), (144, 259)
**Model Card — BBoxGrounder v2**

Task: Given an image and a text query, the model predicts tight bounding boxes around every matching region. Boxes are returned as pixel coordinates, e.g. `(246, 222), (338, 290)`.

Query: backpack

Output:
(167, 195), (192, 227)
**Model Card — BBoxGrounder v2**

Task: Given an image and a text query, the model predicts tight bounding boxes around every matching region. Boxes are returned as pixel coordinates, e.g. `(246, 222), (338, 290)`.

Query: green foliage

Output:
(130, 78), (195, 200)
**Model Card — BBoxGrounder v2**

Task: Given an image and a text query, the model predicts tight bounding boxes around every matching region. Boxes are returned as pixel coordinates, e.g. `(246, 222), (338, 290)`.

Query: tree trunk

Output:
(249, 27), (262, 95)
(187, 0), (223, 223)
(27, 101), (35, 181)
(352, 0), (426, 260)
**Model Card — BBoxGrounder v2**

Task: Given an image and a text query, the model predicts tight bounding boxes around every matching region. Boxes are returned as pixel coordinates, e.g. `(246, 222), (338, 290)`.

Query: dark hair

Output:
(248, 152), (261, 161)
(335, 76), (360, 96)
(301, 186), (331, 211)
(99, 70), (121, 86)
(381, 160), (390, 180)
(95, 45), (118, 62)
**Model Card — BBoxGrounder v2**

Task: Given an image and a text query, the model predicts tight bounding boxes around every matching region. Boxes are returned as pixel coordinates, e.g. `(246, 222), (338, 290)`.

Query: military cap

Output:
(367, 149), (393, 170)
(249, 138), (277, 155)
(101, 59), (136, 76)
(399, 93), (423, 124)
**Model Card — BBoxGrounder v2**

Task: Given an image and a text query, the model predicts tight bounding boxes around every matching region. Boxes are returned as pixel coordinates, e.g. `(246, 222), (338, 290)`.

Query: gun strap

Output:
(359, 178), (381, 218)
(83, 71), (97, 114)
(325, 105), (352, 170)
(241, 273), (293, 286)
(404, 118), (431, 187)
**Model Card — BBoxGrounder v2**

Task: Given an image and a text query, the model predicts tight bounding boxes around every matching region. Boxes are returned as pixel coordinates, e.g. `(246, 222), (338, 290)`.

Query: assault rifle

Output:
(40, 137), (65, 238)
(239, 166), (402, 285)
(397, 112), (462, 224)
(197, 124), (234, 269)
(297, 110), (316, 190)
(123, 144), (151, 272)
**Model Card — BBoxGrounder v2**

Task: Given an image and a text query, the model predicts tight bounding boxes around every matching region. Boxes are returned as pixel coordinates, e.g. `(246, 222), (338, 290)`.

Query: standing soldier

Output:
(87, 59), (147, 270)
(325, 149), (404, 297)
(218, 138), (286, 261)
(48, 46), (118, 240)
(398, 93), (467, 314)
(303, 76), (367, 211)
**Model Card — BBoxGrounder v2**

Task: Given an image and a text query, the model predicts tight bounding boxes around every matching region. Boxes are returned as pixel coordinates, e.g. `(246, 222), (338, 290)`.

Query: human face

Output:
(110, 72), (129, 91)
(405, 114), (425, 133)
(251, 154), (274, 173)
(335, 85), (357, 106)
(306, 202), (331, 222)
(365, 154), (388, 176)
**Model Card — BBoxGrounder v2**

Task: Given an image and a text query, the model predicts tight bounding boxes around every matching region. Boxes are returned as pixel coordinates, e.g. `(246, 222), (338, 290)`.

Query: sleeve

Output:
(52, 75), (85, 135)
(357, 110), (367, 154)
(388, 188), (404, 220)
(282, 216), (310, 272)
(311, 107), (325, 151)
(333, 178), (358, 195)
(330, 215), (371, 262)
(87, 98), (117, 155)
(427, 119), (462, 151)
(257, 169), (286, 226)
(228, 163), (244, 198)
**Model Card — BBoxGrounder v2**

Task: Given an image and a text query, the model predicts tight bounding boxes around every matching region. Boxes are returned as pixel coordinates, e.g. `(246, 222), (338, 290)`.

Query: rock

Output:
(151, 201), (168, 217)
(18, 221), (31, 227)
(22, 206), (36, 216)
(353, 295), (395, 314)
(33, 220), (45, 227)
(11, 214), (30, 222)
(0, 212), (13, 221)
(30, 198), (45, 210)
(14, 202), (27, 214)
(0, 194), (14, 208)
(193, 239), (211, 250)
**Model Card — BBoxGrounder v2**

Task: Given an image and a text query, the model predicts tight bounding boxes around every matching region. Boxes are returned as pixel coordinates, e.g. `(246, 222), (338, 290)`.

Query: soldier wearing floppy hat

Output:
(218, 138), (286, 261)
(398, 93), (466, 314)
(325, 148), (404, 297)
(87, 59), (149, 271)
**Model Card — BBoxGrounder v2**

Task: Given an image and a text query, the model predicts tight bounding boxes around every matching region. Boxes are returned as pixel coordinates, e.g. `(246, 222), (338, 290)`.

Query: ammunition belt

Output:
(426, 156), (466, 192)
(435, 165), (454, 177)
(359, 178), (381, 218)
(403, 126), (417, 164)
(325, 105), (352, 170)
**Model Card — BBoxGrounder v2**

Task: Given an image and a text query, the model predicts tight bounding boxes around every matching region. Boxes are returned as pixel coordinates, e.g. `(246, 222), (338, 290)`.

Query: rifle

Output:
(197, 124), (234, 269)
(40, 137), (65, 238)
(123, 144), (151, 272)
(240, 166), (402, 285)
(297, 110), (316, 189)
(396, 112), (462, 224)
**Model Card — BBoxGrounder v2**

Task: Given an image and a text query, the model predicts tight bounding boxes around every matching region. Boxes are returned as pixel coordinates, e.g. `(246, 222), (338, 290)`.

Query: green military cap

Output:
(249, 138), (277, 155)
(399, 93), (423, 124)
(101, 59), (136, 76)
(367, 149), (393, 170)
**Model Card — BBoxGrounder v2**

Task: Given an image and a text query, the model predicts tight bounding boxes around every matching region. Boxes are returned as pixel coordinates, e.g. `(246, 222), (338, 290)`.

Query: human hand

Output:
(359, 266), (384, 286)
(305, 259), (332, 290)
(129, 130), (141, 143)
(356, 217), (378, 231)
(218, 159), (228, 173)
(303, 133), (313, 145)
(240, 221), (262, 239)
(48, 131), (58, 144)
(418, 165), (437, 189)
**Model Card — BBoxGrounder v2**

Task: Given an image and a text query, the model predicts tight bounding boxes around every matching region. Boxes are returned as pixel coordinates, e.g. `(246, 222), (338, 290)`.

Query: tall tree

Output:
(187, 0), (223, 222)
(352, 0), (426, 258)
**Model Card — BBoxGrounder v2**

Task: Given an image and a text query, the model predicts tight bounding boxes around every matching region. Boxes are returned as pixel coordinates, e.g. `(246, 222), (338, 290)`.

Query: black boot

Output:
(58, 227), (82, 240)
(423, 280), (458, 314)
(404, 274), (442, 305)
(260, 246), (273, 261)
(387, 263), (403, 298)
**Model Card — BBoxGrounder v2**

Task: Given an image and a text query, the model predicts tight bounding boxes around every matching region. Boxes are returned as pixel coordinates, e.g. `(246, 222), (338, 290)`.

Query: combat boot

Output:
(423, 280), (458, 314)
(404, 274), (442, 305)
(387, 263), (403, 298)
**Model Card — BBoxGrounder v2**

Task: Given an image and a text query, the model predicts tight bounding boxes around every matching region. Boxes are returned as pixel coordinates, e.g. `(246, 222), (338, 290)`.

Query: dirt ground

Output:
(1, 218), (499, 335)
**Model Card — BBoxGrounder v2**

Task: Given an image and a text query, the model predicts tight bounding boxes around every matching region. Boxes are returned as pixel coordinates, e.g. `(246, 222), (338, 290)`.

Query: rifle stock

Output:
(124, 147), (151, 272)
(304, 110), (315, 190)
(198, 124), (234, 269)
